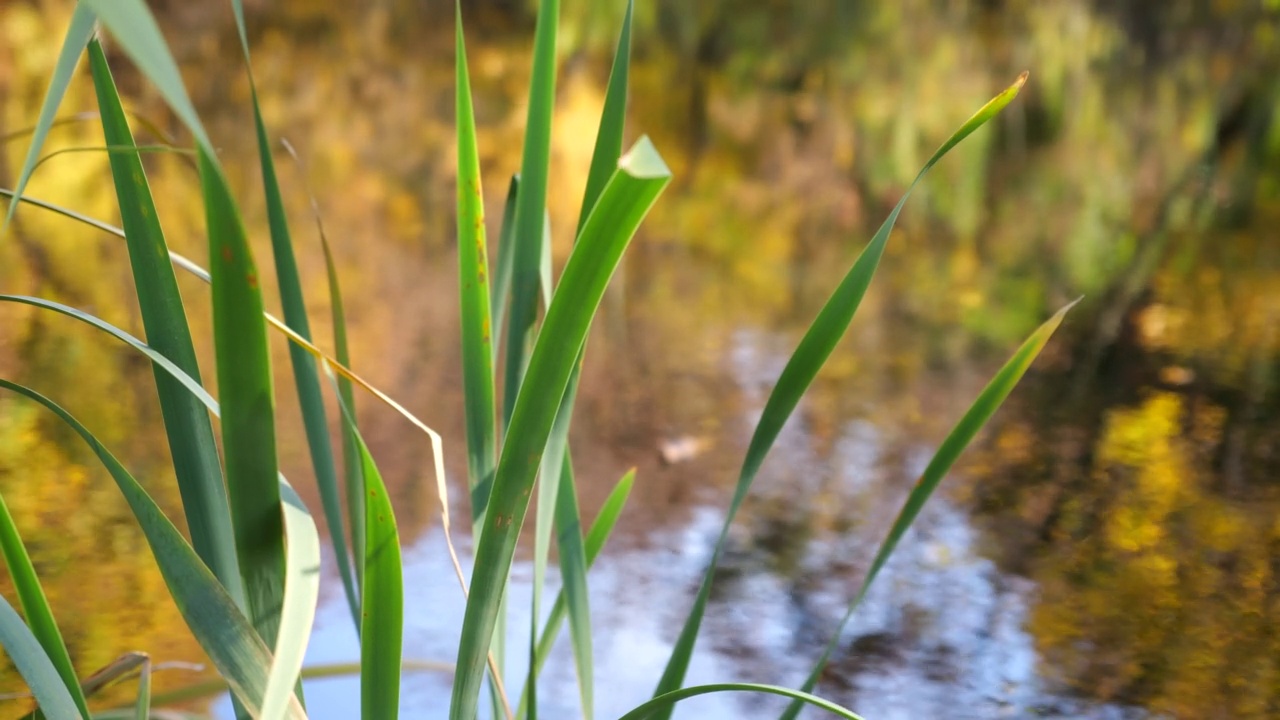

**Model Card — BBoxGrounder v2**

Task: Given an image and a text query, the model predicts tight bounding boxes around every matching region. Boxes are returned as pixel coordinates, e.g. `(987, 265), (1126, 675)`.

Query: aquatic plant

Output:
(0, 0), (1072, 717)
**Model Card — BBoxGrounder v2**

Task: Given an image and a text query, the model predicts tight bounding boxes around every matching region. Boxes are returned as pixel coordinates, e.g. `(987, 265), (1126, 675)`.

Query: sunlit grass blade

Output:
(779, 298), (1078, 718)
(490, 175), (519, 370)
(1, 3), (94, 234)
(450, 137), (671, 720)
(229, 0), (359, 637)
(618, 683), (866, 720)
(86, 38), (244, 609)
(331, 384), (402, 720)
(261, 481), (321, 720)
(456, 1), (497, 531)
(0, 380), (301, 718)
(197, 148), (288, 652)
(649, 74), (1030, 714)
(0, 495), (90, 717)
(0, 593), (81, 719)
(523, 468), (632, 695)
(576, 0), (633, 235)
(501, 0), (560, 428)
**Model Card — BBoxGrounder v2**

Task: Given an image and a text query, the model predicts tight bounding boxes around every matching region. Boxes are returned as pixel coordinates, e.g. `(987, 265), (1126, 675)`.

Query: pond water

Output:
(1, 1), (1278, 718)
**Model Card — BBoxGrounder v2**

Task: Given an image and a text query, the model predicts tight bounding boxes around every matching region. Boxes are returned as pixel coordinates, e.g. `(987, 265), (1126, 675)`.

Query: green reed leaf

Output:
(450, 137), (670, 720)
(1, 3), (94, 234)
(780, 298), (1077, 719)
(0, 494), (89, 717)
(650, 74), (1029, 715)
(619, 683), (865, 720)
(86, 38), (244, 610)
(0, 593), (81, 719)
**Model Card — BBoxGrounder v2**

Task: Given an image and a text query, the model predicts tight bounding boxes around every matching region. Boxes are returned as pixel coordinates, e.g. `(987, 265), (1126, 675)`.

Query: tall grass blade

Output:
(577, 0), (633, 236)
(552, 453), (590, 715)
(649, 74), (1030, 714)
(618, 683), (865, 720)
(231, 0), (360, 635)
(456, 2), (497, 531)
(0, 496), (90, 717)
(1, 3), (95, 233)
(0, 380), (301, 718)
(779, 299), (1078, 719)
(523, 468), (632, 698)
(533, 7), (634, 712)
(0, 593), (81, 719)
(85, 0), (290, 658)
(86, 38), (244, 609)
(449, 137), (670, 720)
(198, 148), (288, 651)
(500, 0), (560, 428)
(332, 386), (403, 720)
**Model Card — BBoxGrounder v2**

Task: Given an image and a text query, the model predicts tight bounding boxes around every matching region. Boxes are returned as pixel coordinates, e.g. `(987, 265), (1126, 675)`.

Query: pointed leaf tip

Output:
(619, 136), (670, 180)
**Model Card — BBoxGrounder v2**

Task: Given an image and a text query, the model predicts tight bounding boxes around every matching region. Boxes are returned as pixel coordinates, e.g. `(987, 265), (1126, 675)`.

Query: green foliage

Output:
(0, 3), (1071, 719)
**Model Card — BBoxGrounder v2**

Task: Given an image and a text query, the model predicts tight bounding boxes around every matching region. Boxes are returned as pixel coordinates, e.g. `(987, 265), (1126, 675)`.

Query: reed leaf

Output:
(649, 74), (1029, 715)
(0, 593), (81, 719)
(449, 137), (670, 720)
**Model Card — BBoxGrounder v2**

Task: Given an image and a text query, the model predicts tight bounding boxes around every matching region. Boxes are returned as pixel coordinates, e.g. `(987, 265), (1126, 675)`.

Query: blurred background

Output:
(1, 0), (1279, 717)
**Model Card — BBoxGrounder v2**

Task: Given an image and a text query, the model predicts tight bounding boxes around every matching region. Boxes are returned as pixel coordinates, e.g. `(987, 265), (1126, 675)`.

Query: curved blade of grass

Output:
(0, 593), (82, 719)
(0, 496), (90, 717)
(449, 137), (670, 720)
(261, 481), (321, 720)
(618, 683), (866, 720)
(779, 298), (1077, 719)
(133, 656), (151, 720)
(331, 385), (402, 720)
(500, 0), (560, 429)
(282, 137), (366, 619)
(0, 380), (301, 718)
(197, 148), (287, 651)
(649, 73), (1030, 715)
(0, 297), (322, 717)
(86, 0), (289, 662)
(230, 0), (359, 638)
(79, 0), (210, 151)
(86, 38), (244, 610)
(456, 1), (497, 530)
(531, 7), (634, 712)
(1, 3), (95, 234)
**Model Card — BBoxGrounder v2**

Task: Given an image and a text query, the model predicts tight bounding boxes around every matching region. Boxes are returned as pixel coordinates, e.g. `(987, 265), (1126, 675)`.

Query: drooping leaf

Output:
(87, 37), (244, 608)
(0, 380), (301, 718)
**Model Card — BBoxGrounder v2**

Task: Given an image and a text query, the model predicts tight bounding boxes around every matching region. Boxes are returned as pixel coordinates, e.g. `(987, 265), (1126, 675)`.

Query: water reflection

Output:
(1, 0), (1278, 717)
